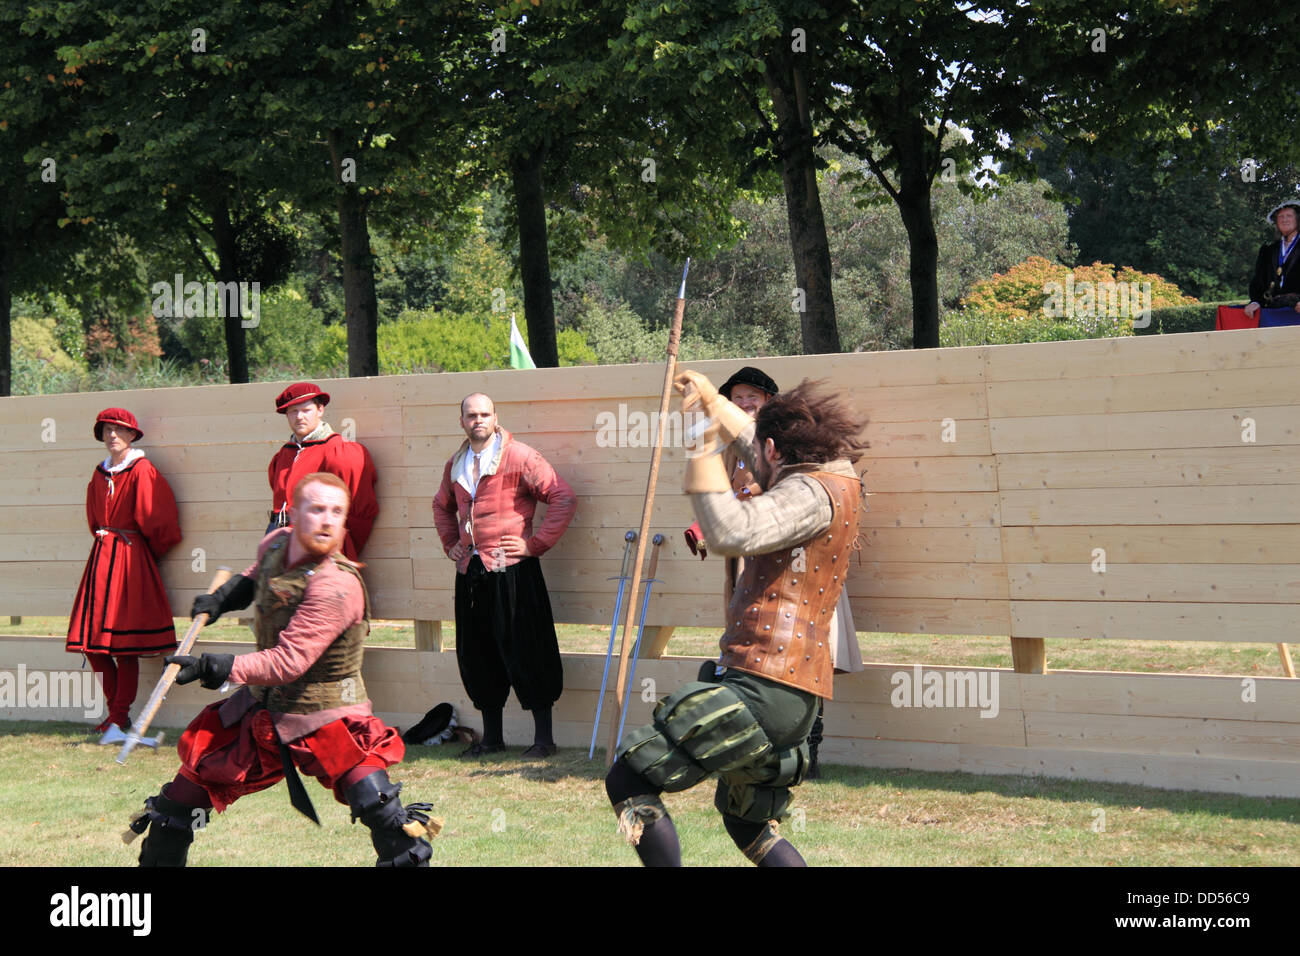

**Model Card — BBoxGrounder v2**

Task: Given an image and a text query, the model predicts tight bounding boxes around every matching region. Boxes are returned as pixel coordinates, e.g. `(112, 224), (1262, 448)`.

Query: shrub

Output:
(1136, 302), (1231, 336)
(962, 256), (1197, 325)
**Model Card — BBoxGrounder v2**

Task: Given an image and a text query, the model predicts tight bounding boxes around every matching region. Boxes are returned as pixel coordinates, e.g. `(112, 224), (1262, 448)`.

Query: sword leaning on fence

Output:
(614, 533), (664, 749)
(589, 531), (637, 758)
(115, 568), (233, 765)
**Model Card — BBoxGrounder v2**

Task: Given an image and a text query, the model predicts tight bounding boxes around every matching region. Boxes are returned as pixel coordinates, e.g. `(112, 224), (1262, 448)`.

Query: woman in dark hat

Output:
(67, 409), (182, 739)
(1245, 200), (1300, 322)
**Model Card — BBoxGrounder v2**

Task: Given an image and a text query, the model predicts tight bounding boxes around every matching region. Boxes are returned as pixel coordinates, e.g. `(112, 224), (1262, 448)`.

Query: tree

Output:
(0, 4), (125, 395)
(1035, 129), (1300, 301)
(613, 0), (850, 354)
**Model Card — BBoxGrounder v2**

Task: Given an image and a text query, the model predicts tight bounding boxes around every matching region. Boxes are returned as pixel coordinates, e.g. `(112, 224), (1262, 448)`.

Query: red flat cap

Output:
(275, 382), (331, 413)
(94, 408), (143, 441)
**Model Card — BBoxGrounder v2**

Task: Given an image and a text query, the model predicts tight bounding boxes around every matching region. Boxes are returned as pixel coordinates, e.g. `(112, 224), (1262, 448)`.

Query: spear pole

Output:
(605, 259), (690, 764)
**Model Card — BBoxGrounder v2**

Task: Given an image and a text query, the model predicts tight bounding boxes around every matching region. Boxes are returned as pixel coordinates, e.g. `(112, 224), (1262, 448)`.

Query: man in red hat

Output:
(67, 409), (182, 737)
(267, 382), (378, 561)
(126, 472), (437, 867)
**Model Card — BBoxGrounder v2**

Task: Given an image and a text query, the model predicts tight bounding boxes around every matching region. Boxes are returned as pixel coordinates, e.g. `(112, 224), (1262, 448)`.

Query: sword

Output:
(589, 531), (637, 758)
(116, 568), (233, 765)
(615, 534), (664, 748)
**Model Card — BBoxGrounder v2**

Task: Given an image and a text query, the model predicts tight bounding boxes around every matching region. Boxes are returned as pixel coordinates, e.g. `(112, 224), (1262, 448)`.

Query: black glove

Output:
(166, 653), (235, 690)
(191, 574), (256, 624)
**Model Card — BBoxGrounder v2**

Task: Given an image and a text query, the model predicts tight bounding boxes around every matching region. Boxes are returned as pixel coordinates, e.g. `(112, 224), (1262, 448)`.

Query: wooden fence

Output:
(2, 326), (1298, 796)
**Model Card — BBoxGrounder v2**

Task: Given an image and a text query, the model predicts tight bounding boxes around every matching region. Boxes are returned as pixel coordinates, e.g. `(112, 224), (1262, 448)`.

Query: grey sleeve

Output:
(692, 474), (833, 557)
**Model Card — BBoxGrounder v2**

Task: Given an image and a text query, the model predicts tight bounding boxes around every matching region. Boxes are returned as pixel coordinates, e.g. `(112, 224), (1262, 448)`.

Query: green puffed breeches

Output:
(616, 669), (819, 823)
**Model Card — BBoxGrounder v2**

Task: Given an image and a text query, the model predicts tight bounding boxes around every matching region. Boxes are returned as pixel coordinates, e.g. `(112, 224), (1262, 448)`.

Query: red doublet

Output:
(267, 433), (378, 560)
(176, 529), (403, 811)
(66, 456), (181, 656)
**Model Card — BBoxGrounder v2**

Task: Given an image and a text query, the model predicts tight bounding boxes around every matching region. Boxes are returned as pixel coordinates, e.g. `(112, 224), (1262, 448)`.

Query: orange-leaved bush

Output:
(961, 256), (1197, 321)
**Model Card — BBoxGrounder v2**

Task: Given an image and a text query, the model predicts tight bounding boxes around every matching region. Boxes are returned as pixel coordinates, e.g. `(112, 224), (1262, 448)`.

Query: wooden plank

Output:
(988, 366), (1300, 418)
(827, 664), (1025, 710)
(859, 492), (1000, 529)
(1010, 601), (1300, 642)
(1009, 564), (1300, 603)
(953, 744), (1300, 799)
(983, 326), (1300, 383)
(1001, 486), (1300, 526)
(1013, 671), (1300, 722)
(827, 701), (1025, 746)
(996, 446), (1300, 490)
(852, 562), (1008, 600)
(991, 406), (1300, 454)
(1002, 525), (1300, 564)
(859, 456), (997, 492)
(1024, 711), (1300, 761)
(864, 418), (991, 458)
(851, 598), (1010, 636)
(861, 527), (1004, 563)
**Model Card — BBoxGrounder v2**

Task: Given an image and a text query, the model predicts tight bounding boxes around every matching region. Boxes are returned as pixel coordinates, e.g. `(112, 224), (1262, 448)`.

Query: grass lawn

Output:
(5, 617), (1296, 867)
(3, 616), (1290, 676)
(0, 720), (1295, 867)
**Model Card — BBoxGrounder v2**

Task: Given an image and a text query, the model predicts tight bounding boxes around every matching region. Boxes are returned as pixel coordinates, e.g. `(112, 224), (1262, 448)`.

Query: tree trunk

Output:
(0, 233), (11, 398)
(896, 144), (941, 349)
(764, 45), (840, 354)
(330, 129), (380, 378)
(208, 196), (249, 384)
(510, 147), (559, 368)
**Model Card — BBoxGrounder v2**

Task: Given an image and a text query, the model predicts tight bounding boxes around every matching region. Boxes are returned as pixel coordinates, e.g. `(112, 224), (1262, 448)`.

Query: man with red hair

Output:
(267, 382), (378, 561)
(127, 473), (436, 867)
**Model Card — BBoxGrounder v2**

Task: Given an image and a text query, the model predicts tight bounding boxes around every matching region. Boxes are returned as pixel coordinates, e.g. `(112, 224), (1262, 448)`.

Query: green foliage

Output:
(1034, 129), (1299, 302)
(10, 315), (87, 395)
(320, 309), (597, 375)
(577, 296), (773, 364)
(939, 311), (1133, 348)
(1136, 303), (1228, 337)
(180, 281), (340, 376)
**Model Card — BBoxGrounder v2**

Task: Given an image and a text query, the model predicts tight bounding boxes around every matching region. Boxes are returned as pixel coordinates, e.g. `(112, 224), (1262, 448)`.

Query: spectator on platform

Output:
(1245, 200), (1300, 322)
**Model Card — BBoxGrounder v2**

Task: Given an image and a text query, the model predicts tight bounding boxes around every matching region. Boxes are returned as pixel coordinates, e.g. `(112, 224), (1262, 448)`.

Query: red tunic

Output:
(66, 454), (181, 657)
(267, 434), (378, 561)
(177, 529), (403, 812)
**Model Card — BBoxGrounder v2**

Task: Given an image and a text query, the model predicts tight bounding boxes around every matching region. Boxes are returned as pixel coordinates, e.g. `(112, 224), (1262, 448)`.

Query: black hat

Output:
(719, 366), (779, 399)
(1267, 200), (1300, 224)
(402, 703), (457, 745)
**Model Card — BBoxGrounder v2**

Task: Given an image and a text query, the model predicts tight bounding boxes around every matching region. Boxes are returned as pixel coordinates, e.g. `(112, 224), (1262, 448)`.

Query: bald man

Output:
(432, 394), (577, 757)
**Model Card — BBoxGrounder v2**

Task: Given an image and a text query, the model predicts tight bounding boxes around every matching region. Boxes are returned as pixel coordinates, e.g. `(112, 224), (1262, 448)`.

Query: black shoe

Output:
(520, 742), (557, 758)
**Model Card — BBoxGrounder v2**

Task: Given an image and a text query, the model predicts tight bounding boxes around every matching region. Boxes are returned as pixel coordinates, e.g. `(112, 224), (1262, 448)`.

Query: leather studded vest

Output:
(250, 537), (370, 714)
(719, 470), (860, 699)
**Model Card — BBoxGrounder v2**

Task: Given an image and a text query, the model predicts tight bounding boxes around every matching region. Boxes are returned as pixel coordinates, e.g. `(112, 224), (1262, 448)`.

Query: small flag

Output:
(509, 314), (536, 369)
